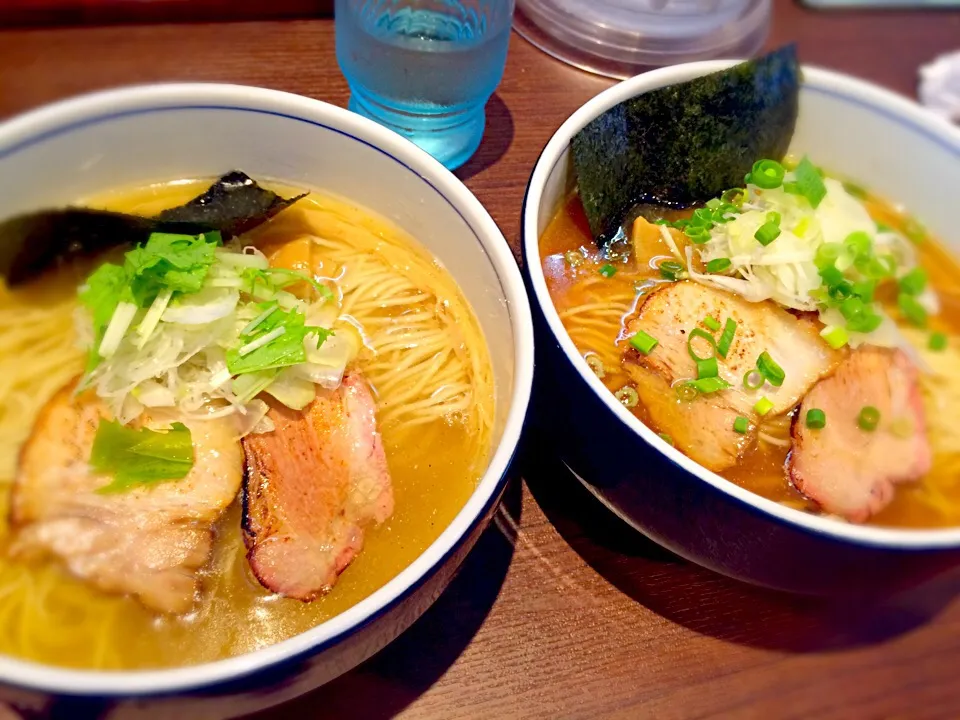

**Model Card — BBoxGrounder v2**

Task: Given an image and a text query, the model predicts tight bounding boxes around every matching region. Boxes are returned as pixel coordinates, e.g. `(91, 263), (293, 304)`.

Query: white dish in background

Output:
(0, 83), (534, 717)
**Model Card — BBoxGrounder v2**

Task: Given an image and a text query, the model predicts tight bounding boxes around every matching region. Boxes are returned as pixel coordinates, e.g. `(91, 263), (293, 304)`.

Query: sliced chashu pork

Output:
(241, 371), (393, 601)
(623, 281), (840, 472)
(789, 347), (932, 522)
(11, 384), (242, 614)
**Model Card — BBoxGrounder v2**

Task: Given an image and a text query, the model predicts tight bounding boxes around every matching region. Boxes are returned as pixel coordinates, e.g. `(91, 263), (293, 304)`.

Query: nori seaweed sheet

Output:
(0, 171), (306, 286)
(572, 45), (800, 248)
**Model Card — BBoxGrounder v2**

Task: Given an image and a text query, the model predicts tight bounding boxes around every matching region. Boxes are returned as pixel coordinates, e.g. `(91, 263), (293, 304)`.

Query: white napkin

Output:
(919, 50), (960, 123)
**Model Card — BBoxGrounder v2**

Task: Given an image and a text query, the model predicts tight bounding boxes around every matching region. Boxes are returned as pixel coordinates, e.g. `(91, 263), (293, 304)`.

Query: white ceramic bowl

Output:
(523, 62), (960, 593)
(0, 84), (533, 717)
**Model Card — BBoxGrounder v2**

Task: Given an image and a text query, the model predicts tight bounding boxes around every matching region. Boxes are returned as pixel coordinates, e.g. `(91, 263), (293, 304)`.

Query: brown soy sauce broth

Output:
(539, 191), (960, 528)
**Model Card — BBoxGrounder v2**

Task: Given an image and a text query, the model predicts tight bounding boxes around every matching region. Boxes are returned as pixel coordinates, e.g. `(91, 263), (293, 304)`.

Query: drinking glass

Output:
(335, 0), (515, 170)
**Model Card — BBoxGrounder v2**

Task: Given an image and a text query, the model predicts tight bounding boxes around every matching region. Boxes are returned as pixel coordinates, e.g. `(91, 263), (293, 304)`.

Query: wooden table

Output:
(2, 4), (960, 718)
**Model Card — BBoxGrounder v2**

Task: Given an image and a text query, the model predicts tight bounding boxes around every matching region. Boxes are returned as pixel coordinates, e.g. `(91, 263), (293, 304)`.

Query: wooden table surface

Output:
(3, 4), (960, 719)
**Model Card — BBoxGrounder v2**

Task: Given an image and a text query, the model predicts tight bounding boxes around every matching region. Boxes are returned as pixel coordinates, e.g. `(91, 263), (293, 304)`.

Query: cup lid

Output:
(514, 0), (772, 79)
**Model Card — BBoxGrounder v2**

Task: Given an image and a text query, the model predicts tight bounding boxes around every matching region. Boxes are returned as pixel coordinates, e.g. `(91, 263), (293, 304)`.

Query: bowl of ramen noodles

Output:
(523, 46), (960, 594)
(0, 83), (533, 717)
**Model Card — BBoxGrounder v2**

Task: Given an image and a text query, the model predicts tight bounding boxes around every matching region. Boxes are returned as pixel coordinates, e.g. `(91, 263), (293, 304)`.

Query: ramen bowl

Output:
(522, 62), (960, 594)
(0, 84), (533, 717)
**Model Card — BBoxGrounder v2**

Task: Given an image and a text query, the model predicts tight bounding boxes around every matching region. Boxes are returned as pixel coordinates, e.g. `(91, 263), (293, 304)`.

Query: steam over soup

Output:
(541, 158), (960, 528)
(0, 176), (494, 669)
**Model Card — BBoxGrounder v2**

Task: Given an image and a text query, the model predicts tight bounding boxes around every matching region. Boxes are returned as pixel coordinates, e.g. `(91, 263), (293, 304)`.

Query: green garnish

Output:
(659, 260), (685, 281)
(743, 369), (764, 390)
(91, 420), (194, 494)
(754, 222), (781, 246)
(705, 258), (732, 273)
(615, 386), (639, 408)
(805, 408), (826, 429)
(704, 316), (722, 332)
(857, 406), (880, 431)
(717, 318), (737, 358)
(658, 432), (674, 446)
(748, 159), (785, 189)
(684, 377), (732, 394)
(929, 332), (948, 351)
(898, 267), (927, 296)
(629, 330), (659, 355)
(754, 397), (774, 416)
(226, 307), (331, 375)
(898, 292), (928, 328)
(687, 328), (718, 362)
(733, 416), (750, 434)
(696, 356), (719, 379)
(793, 156), (827, 208)
(599, 264), (617, 278)
(756, 351), (785, 387)
(819, 326), (849, 350)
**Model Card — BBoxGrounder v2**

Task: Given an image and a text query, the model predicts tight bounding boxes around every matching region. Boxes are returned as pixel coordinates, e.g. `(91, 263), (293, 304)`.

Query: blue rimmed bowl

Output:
(0, 84), (533, 717)
(522, 62), (960, 594)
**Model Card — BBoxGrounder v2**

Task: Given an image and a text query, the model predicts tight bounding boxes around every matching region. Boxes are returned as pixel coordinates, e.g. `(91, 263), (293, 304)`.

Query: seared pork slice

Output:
(11, 384), (243, 614)
(788, 347), (932, 522)
(623, 282), (839, 472)
(241, 371), (394, 601)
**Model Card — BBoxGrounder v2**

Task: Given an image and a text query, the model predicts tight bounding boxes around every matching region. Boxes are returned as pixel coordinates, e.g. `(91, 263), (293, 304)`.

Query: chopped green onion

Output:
(793, 156), (827, 208)
(685, 226), (712, 244)
(754, 222), (781, 247)
(615, 386), (639, 408)
(687, 328), (718, 361)
(754, 397), (774, 416)
(658, 432), (675, 446)
(805, 408), (826, 429)
(857, 406), (880, 431)
(814, 243), (842, 271)
(241, 303), (280, 337)
(599, 263), (617, 278)
(898, 267), (928, 296)
(630, 330), (659, 355)
(721, 188), (745, 207)
(704, 316), (722, 332)
(743, 369), (764, 390)
(705, 258), (732, 273)
(898, 292), (928, 328)
(733, 416), (750, 434)
(851, 279), (877, 303)
(564, 250), (584, 267)
(819, 325), (849, 350)
(706, 198), (721, 210)
(585, 354), (605, 378)
(876, 221), (892, 233)
(756, 351), (785, 387)
(717, 318), (737, 358)
(929, 332), (948, 351)
(696, 356), (719, 379)
(659, 260), (685, 281)
(843, 231), (872, 259)
(237, 325), (286, 357)
(749, 159), (785, 189)
(766, 211), (782, 226)
(685, 377), (732, 395)
(675, 383), (699, 403)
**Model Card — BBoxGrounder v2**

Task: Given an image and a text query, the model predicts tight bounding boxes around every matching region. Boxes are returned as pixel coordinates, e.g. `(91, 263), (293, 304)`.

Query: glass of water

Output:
(335, 0), (515, 170)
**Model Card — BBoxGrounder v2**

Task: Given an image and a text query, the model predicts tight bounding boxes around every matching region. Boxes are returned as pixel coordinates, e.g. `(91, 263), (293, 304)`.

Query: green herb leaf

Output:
(793, 156), (827, 209)
(226, 308), (332, 375)
(124, 232), (218, 305)
(91, 420), (193, 493)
